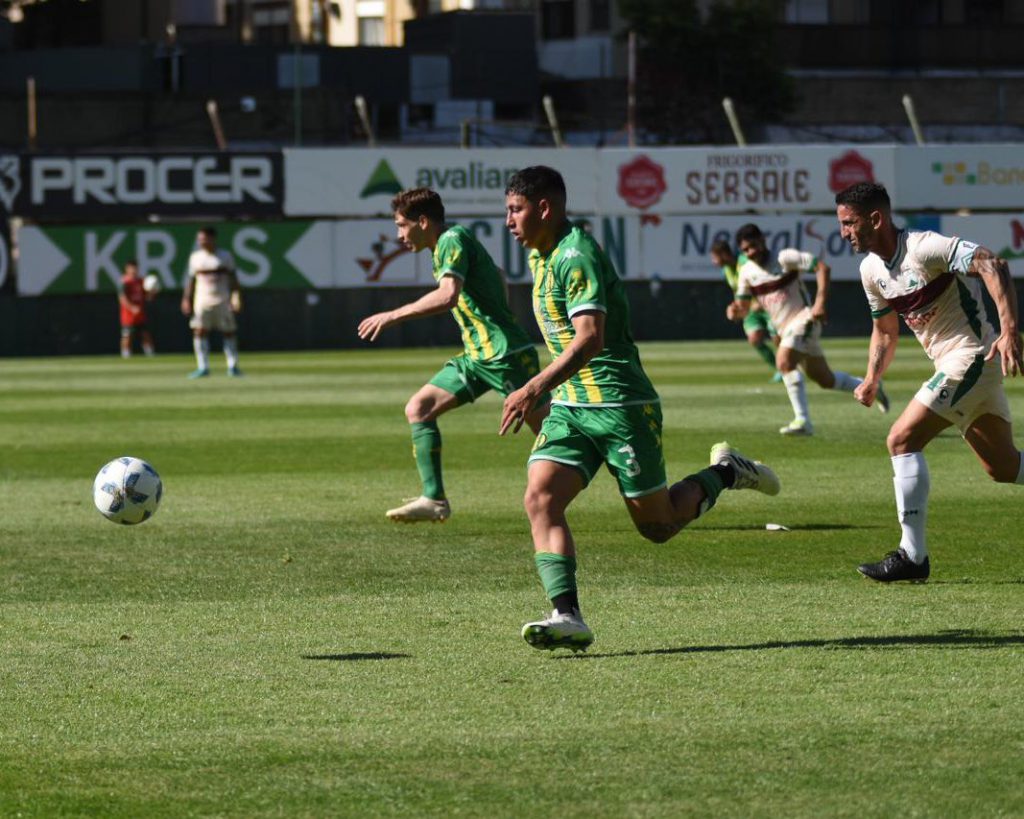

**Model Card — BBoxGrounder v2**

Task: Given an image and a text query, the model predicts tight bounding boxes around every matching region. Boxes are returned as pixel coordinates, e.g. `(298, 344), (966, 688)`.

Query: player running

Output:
(500, 166), (780, 652)
(710, 239), (780, 381)
(726, 222), (888, 436)
(836, 182), (1024, 582)
(358, 187), (549, 523)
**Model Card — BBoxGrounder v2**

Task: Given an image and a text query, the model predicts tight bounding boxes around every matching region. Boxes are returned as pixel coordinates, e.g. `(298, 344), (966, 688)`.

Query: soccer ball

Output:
(93, 457), (163, 525)
(142, 274), (161, 294)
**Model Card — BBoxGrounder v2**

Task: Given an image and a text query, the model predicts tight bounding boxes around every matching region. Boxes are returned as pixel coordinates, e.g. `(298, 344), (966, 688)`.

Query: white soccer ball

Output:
(93, 457), (163, 525)
(142, 274), (162, 294)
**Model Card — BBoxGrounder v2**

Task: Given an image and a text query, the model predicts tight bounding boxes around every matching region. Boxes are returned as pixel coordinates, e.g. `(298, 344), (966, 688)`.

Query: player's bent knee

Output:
(886, 427), (911, 455)
(636, 520), (681, 544)
(404, 398), (432, 424)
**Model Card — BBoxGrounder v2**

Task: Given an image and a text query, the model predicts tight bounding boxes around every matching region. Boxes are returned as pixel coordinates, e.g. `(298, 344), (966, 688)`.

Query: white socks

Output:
(194, 336), (210, 371)
(223, 337), (239, 369)
(782, 370), (809, 423)
(831, 371), (862, 392)
(892, 453), (929, 563)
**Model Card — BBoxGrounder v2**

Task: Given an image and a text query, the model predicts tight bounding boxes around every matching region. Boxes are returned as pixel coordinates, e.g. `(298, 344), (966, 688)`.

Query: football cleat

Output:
(858, 549), (930, 582)
(385, 495), (451, 523)
(875, 382), (890, 413)
(187, 368), (210, 379)
(521, 609), (594, 652)
(228, 365), (244, 377)
(779, 418), (814, 436)
(709, 441), (780, 496)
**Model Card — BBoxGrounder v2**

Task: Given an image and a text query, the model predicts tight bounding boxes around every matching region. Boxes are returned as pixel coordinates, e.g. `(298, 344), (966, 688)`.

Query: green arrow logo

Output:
(360, 159), (403, 198)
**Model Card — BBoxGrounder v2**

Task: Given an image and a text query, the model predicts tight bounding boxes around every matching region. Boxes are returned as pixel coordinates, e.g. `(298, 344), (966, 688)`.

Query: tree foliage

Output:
(619, 0), (795, 144)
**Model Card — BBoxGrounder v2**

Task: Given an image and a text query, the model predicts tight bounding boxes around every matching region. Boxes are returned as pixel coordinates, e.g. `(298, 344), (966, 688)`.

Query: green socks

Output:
(534, 552), (577, 600)
(411, 421), (444, 500)
(683, 467), (725, 519)
(755, 341), (776, 369)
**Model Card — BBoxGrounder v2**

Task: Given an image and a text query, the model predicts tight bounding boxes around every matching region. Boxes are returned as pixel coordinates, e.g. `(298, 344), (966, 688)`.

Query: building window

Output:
(359, 15), (385, 44)
(541, 0), (575, 40)
(589, 0), (610, 31)
(785, 0), (829, 24)
(870, 0), (940, 24)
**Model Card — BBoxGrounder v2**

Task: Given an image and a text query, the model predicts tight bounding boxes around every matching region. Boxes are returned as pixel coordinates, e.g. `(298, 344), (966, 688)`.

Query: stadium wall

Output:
(0, 281), (885, 358)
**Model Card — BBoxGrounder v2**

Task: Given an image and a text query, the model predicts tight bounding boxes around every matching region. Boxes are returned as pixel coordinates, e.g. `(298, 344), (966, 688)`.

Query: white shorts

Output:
(778, 309), (824, 358)
(914, 351), (1011, 433)
(190, 303), (237, 334)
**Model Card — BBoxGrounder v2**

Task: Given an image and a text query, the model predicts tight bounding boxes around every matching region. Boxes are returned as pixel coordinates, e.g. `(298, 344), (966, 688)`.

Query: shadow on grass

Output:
(697, 523), (866, 532)
(301, 652), (411, 662)
(556, 629), (1024, 660)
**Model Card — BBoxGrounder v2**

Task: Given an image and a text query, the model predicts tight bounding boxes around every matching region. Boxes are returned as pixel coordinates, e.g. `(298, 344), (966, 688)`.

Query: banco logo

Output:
(0, 155), (21, 212)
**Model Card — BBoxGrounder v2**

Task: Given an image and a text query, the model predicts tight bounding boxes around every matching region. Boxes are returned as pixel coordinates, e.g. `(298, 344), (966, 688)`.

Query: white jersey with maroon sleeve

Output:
(736, 250), (816, 334)
(859, 230), (994, 362)
(188, 247), (235, 310)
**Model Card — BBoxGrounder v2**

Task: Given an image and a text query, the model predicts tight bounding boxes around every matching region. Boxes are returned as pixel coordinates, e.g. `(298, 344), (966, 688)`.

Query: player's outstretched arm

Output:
(228, 271), (243, 313)
(972, 247), (1023, 377)
(811, 258), (831, 323)
(500, 311), (605, 435)
(855, 311), (899, 408)
(357, 275), (463, 342)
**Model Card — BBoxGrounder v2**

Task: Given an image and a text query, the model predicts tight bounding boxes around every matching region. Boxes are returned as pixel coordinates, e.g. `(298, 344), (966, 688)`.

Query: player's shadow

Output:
(301, 652), (411, 662)
(556, 628), (1024, 660)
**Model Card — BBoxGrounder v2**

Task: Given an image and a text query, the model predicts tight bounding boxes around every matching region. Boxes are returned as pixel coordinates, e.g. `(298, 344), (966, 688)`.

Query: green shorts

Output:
(528, 402), (667, 498)
(743, 309), (775, 336)
(430, 346), (550, 406)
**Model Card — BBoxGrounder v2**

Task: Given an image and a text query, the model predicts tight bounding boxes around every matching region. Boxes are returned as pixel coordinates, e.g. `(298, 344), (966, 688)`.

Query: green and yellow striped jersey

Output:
(720, 252), (747, 293)
(528, 224), (658, 407)
(433, 225), (533, 361)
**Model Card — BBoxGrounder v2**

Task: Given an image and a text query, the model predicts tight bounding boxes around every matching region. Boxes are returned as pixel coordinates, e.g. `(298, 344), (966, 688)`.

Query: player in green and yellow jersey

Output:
(500, 166), (780, 652)
(710, 238), (780, 380)
(358, 187), (549, 523)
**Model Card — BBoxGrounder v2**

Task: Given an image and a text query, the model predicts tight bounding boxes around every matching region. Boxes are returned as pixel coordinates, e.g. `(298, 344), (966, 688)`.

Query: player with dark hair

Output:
(118, 260), (155, 358)
(182, 226), (243, 378)
(726, 222), (887, 436)
(358, 187), (549, 523)
(501, 165), (779, 651)
(836, 181), (1024, 581)
(710, 238), (779, 379)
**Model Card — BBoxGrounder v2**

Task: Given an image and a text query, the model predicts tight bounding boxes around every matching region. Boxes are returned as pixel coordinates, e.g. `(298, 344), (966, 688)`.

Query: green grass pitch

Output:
(2, 340), (1023, 818)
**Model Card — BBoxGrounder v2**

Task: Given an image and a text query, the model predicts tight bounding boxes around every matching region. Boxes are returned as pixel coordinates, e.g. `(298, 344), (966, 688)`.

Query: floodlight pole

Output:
(542, 95), (564, 148)
(722, 97), (747, 147)
(206, 100), (228, 150)
(902, 94), (926, 145)
(26, 76), (37, 150)
(626, 30), (636, 147)
(355, 95), (376, 147)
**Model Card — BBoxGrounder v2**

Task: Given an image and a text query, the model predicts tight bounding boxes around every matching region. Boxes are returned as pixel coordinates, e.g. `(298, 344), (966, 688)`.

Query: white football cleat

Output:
(709, 441), (780, 496)
(385, 495), (451, 523)
(521, 609), (594, 652)
(779, 418), (814, 436)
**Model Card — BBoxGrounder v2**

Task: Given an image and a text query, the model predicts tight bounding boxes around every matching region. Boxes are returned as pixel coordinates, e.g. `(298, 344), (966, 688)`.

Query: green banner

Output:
(18, 222), (320, 296)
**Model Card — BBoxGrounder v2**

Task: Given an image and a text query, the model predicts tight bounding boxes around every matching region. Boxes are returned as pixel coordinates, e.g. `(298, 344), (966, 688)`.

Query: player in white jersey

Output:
(727, 222), (887, 436)
(836, 182), (1024, 582)
(181, 226), (243, 378)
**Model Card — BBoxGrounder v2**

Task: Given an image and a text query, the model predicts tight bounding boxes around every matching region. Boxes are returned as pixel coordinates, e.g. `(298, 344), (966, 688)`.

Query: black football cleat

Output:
(858, 549), (930, 583)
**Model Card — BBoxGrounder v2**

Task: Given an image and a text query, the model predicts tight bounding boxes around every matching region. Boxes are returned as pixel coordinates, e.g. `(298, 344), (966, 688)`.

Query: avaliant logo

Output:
(360, 159), (403, 198)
